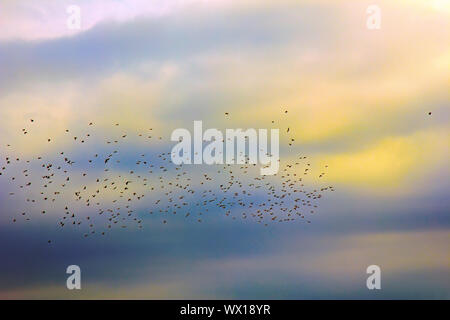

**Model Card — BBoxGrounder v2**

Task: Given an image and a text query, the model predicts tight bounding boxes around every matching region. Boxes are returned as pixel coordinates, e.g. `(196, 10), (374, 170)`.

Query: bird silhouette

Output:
(0, 114), (336, 243)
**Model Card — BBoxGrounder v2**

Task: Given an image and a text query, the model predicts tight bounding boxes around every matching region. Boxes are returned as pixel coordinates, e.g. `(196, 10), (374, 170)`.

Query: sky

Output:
(0, 0), (449, 299)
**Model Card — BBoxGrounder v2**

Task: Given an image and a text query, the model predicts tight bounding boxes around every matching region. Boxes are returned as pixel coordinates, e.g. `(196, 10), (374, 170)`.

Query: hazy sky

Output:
(0, 0), (449, 299)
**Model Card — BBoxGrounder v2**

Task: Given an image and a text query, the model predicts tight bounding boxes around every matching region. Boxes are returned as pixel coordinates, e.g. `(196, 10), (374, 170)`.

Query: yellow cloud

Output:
(314, 128), (449, 188)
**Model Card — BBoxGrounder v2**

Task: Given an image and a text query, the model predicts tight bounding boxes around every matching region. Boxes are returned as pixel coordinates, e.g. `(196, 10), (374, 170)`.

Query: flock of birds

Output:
(1, 110), (335, 243)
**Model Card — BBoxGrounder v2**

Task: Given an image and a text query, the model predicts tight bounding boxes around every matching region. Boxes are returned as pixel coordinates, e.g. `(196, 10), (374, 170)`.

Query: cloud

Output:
(0, 0), (449, 299)
(312, 127), (449, 188)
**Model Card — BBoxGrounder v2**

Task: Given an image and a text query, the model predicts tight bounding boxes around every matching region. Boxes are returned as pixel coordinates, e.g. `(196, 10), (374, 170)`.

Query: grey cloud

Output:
(0, 5), (335, 91)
